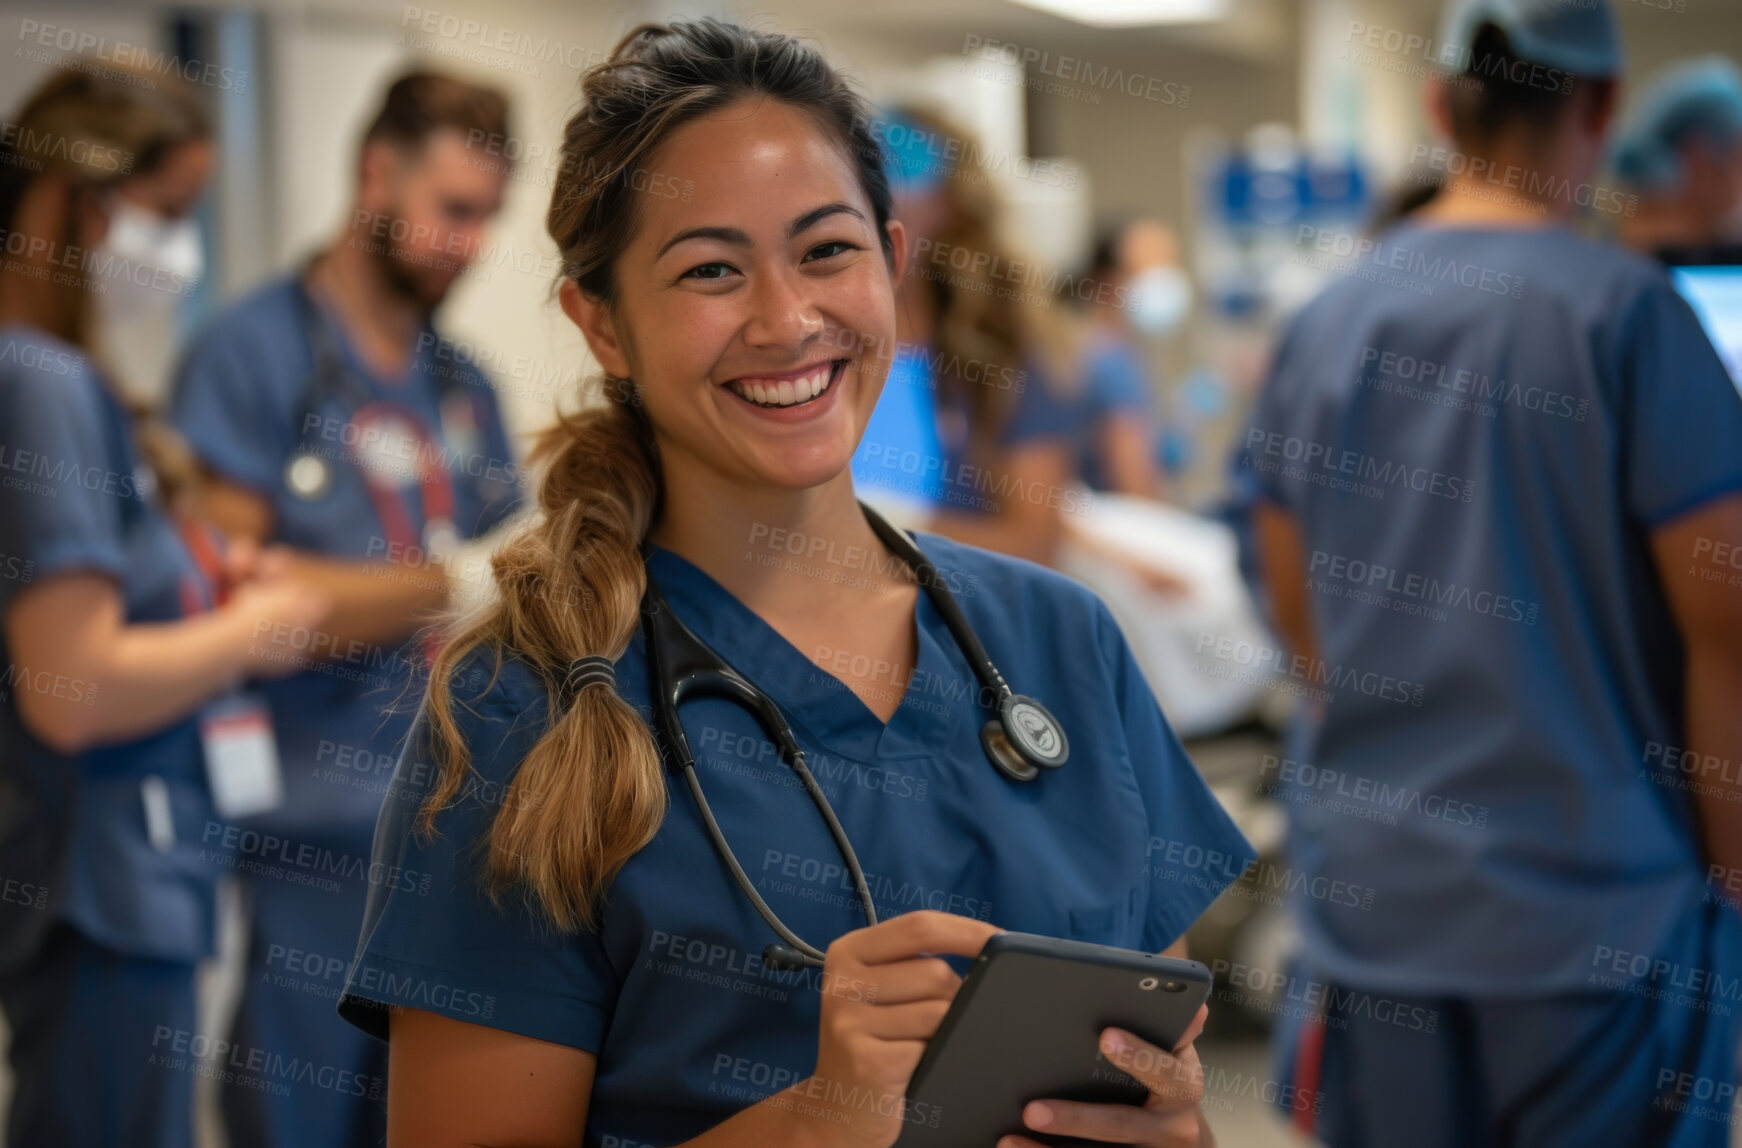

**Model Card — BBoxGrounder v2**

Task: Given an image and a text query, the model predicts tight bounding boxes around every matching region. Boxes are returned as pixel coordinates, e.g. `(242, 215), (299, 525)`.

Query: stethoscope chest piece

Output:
(284, 452), (332, 501)
(981, 693), (1070, 783)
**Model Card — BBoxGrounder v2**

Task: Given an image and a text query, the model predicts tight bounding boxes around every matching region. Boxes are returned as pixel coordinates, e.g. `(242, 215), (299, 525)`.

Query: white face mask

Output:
(92, 198), (205, 408)
(95, 197), (205, 320)
(1125, 265), (1193, 337)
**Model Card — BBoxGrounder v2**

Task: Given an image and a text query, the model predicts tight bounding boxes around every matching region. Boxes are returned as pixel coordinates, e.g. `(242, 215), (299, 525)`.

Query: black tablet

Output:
(894, 932), (1213, 1147)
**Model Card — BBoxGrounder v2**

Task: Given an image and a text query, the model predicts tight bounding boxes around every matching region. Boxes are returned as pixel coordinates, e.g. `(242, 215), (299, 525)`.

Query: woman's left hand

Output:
(996, 1004), (1214, 1148)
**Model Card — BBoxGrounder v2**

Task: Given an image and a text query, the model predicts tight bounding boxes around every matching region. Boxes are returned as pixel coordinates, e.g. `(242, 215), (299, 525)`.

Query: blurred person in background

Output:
(1614, 55), (1742, 264)
(1069, 218), (1181, 501)
(1243, 1), (1742, 1144)
(0, 63), (328, 1147)
(853, 105), (1080, 567)
(169, 70), (522, 1148)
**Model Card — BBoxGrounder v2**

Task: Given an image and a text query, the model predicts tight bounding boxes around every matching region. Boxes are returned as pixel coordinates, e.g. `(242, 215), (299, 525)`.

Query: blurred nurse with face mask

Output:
(89, 115), (212, 408)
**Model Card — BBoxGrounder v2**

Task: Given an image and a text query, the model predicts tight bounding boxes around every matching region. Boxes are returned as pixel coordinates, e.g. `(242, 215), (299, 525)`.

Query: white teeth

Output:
(731, 362), (838, 408)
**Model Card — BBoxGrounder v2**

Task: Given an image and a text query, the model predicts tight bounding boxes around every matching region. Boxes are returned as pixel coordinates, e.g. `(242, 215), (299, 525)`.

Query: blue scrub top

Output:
(0, 326), (219, 971)
(340, 533), (1253, 1147)
(852, 343), (1080, 514)
(1073, 329), (1154, 492)
(171, 275), (522, 845)
(1241, 223), (1742, 995)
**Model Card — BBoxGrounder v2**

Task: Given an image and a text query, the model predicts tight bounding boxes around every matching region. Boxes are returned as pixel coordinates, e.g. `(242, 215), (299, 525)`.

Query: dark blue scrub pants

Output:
(1274, 898), (1742, 1148)
(0, 923), (198, 1148)
(221, 840), (386, 1148)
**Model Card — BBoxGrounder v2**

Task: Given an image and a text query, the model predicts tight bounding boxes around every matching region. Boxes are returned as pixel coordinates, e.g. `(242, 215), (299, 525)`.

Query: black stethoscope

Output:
(581, 503), (1069, 971)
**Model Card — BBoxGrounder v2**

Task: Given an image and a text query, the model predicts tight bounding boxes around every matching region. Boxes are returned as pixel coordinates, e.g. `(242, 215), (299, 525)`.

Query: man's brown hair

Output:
(359, 70), (511, 160)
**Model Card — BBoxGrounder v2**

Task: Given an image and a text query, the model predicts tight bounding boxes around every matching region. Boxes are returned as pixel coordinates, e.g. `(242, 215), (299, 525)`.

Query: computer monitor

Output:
(1670, 263), (1742, 396)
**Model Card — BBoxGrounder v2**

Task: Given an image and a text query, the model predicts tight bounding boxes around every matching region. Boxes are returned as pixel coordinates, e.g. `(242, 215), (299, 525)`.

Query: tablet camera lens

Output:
(1139, 976), (1160, 991)
(1163, 980), (1186, 993)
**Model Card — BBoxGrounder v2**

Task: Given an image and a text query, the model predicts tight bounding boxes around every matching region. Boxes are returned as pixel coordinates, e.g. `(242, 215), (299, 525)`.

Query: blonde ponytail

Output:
(420, 395), (666, 931)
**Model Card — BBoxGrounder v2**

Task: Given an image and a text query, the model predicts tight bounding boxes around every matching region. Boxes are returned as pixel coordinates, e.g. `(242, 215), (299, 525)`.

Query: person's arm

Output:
(1251, 498), (1319, 663)
(384, 911), (1002, 1148)
(927, 440), (1070, 566)
(5, 571), (329, 754)
(1649, 493), (1742, 913)
(199, 472), (450, 649)
(1100, 414), (1167, 501)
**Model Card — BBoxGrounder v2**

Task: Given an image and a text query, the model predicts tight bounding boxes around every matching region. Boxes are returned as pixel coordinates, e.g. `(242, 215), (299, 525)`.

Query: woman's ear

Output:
(884, 217), (910, 284)
(560, 279), (632, 380)
(1424, 74), (1455, 143)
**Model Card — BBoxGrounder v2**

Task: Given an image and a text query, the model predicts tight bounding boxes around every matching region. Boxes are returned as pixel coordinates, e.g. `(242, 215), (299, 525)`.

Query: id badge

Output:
(200, 694), (283, 819)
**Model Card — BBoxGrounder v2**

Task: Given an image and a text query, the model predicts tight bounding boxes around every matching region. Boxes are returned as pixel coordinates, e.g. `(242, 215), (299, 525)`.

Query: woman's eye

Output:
(804, 241), (858, 262)
(682, 262), (737, 281)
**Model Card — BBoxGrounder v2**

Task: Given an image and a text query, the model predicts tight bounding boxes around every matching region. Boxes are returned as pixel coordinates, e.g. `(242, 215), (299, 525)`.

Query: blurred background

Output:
(1, 0), (1739, 1144)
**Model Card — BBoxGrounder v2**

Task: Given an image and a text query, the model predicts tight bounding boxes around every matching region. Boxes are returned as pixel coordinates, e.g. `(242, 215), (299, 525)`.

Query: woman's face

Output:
(567, 97), (906, 495)
(116, 138), (214, 221)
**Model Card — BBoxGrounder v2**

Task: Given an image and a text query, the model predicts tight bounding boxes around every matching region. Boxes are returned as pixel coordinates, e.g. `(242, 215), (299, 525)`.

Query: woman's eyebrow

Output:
(788, 202), (864, 237)
(655, 203), (867, 260)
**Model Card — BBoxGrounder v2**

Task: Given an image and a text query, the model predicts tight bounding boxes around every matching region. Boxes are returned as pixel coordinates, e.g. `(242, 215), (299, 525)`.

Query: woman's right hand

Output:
(797, 911), (1003, 1148)
(227, 576), (333, 678)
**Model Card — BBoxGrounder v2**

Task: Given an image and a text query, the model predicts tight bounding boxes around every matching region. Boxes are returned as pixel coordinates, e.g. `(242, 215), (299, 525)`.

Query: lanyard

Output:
(176, 518), (227, 615)
(347, 400), (459, 559)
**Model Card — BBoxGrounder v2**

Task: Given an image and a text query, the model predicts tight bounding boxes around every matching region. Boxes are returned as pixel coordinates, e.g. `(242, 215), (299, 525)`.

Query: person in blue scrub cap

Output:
(338, 19), (1255, 1148)
(0, 63), (330, 1148)
(1242, 1), (1742, 1144)
(1614, 56), (1742, 262)
(169, 72), (522, 1148)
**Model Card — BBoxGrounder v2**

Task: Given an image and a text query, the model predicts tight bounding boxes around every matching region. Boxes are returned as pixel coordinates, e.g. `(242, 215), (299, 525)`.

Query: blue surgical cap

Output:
(1436, 0), (1623, 80)
(1613, 57), (1742, 190)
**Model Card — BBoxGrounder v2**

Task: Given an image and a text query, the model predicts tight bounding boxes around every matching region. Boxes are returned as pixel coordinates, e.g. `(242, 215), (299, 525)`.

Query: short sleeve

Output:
(339, 659), (619, 1051)
(1084, 342), (1151, 420)
(170, 324), (297, 494)
(0, 356), (129, 612)
(1001, 360), (1080, 449)
(1097, 602), (1256, 952)
(1618, 281), (1742, 525)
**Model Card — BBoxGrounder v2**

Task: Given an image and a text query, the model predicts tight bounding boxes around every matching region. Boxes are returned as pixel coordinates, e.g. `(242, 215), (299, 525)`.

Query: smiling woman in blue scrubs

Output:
(0, 65), (329, 1147)
(338, 19), (1253, 1148)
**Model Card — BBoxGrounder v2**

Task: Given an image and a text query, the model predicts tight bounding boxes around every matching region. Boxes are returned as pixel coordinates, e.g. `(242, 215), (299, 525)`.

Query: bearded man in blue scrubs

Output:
(1243, 2), (1742, 1144)
(170, 72), (522, 1148)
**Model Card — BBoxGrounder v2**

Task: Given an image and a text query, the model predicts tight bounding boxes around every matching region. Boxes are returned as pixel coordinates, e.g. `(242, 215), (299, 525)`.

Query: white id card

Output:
(200, 694), (283, 819)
